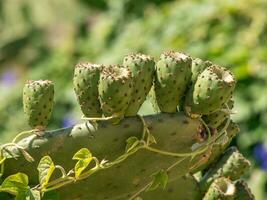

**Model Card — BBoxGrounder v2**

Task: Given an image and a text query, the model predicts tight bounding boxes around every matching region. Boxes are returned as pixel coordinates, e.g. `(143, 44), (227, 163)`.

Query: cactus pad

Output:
(154, 51), (192, 113)
(98, 65), (133, 118)
(23, 80), (54, 130)
(185, 65), (236, 115)
(123, 53), (155, 116)
(73, 62), (102, 117)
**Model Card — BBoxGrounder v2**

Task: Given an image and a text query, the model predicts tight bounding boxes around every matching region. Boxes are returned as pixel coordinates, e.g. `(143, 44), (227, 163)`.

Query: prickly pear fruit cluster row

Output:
(22, 51), (236, 131)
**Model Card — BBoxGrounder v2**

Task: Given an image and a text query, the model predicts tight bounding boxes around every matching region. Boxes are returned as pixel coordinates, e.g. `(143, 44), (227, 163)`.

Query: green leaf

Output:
(125, 137), (140, 153)
(37, 156), (55, 188)
(72, 148), (92, 160)
(0, 173), (29, 196)
(147, 170), (168, 191)
(15, 189), (40, 200)
(73, 148), (93, 178)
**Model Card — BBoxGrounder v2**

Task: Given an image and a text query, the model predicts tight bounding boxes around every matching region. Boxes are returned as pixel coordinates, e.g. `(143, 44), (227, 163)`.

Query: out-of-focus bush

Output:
(0, 0), (267, 198)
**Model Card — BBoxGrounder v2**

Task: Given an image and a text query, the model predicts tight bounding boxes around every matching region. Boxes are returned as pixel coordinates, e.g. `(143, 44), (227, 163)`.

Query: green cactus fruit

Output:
(203, 98), (234, 128)
(98, 65), (133, 118)
(23, 80), (54, 130)
(191, 58), (212, 83)
(73, 62), (102, 117)
(123, 53), (155, 116)
(234, 180), (255, 200)
(199, 147), (251, 192)
(185, 65), (236, 116)
(154, 51), (192, 113)
(203, 177), (236, 200)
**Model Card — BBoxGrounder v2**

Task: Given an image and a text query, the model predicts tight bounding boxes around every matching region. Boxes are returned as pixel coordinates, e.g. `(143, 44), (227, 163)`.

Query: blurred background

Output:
(0, 0), (267, 198)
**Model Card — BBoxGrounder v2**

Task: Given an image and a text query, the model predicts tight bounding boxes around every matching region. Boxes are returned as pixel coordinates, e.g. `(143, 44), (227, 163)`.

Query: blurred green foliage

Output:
(0, 0), (267, 199)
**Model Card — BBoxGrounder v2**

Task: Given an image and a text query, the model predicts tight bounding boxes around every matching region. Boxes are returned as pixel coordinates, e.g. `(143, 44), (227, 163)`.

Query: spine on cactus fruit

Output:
(154, 51), (192, 113)
(184, 65), (236, 116)
(23, 80), (54, 130)
(199, 146), (251, 192)
(202, 177), (236, 200)
(233, 180), (255, 200)
(73, 62), (102, 117)
(2, 113), (209, 200)
(98, 65), (133, 119)
(123, 53), (155, 116)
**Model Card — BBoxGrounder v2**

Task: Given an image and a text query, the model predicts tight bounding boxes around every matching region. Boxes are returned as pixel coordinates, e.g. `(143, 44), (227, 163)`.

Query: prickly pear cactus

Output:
(98, 65), (133, 118)
(123, 53), (155, 116)
(23, 80), (54, 130)
(202, 177), (235, 200)
(0, 51), (255, 200)
(185, 65), (236, 116)
(73, 62), (102, 117)
(191, 58), (212, 84)
(154, 51), (192, 113)
(203, 98), (234, 128)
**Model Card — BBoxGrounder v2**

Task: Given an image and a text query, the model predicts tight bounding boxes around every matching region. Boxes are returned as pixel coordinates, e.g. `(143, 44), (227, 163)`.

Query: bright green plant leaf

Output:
(72, 148), (93, 178)
(125, 137), (140, 153)
(72, 148), (92, 160)
(147, 170), (168, 191)
(0, 173), (28, 196)
(37, 156), (55, 188)
(15, 189), (40, 200)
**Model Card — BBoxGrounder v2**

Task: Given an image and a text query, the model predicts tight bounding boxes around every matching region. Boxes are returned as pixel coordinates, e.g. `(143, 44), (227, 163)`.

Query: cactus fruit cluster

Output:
(0, 51), (254, 200)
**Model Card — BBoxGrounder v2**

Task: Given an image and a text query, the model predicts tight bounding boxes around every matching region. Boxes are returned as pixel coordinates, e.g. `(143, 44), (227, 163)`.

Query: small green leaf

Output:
(72, 148), (92, 160)
(15, 189), (40, 200)
(37, 156), (55, 187)
(125, 137), (140, 153)
(0, 173), (29, 196)
(73, 148), (93, 178)
(147, 170), (168, 191)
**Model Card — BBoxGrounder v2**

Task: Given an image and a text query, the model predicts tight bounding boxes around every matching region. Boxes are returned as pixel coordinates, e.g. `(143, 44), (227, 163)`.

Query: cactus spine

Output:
(154, 51), (192, 113)
(123, 53), (155, 116)
(98, 65), (133, 118)
(185, 65), (236, 116)
(23, 80), (54, 130)
(73, 62), (102, 117)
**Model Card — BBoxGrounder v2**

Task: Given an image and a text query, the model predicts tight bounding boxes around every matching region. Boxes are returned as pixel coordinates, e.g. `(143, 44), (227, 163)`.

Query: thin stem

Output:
(55, 165), (67, 177)
(199, 118), (211, 139)
(41, 177), (75, 193)
(81, 115), (117, 121)
(12, 129), (38, 143)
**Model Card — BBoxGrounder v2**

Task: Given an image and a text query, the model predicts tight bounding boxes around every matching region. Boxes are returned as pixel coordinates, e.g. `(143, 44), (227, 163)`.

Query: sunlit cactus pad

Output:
(0, 51), (253, 200)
